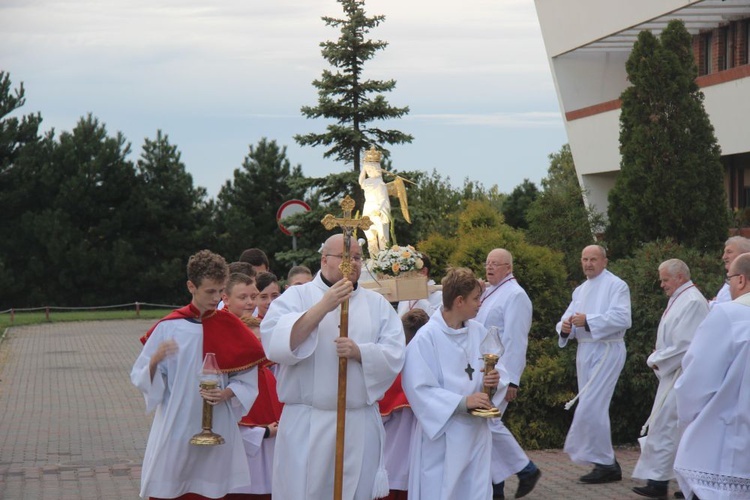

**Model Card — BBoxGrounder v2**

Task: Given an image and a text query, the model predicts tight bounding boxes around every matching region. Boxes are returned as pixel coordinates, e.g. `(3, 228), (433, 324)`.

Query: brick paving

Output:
(0, 320), (678, 499)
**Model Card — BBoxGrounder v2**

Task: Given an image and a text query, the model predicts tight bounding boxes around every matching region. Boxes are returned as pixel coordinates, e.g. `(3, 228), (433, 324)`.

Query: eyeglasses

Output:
(485, 262), (510, 268)
(726, 273), (742, 284)
(325, 254), (363, 263)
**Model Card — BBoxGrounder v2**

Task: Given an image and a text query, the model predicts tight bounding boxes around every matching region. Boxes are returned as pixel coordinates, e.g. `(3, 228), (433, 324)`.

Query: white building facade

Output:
(534, 0), (750, 219)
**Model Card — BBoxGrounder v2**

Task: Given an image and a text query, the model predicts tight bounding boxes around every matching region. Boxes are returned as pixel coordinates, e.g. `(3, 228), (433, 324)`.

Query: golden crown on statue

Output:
(363, 145), (382, 163)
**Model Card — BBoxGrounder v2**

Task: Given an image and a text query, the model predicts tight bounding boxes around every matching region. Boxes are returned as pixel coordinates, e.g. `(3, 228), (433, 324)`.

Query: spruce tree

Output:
(214, 138), (307, 274)
(607, 20), (728, 257)
(294, 0), (413, 171)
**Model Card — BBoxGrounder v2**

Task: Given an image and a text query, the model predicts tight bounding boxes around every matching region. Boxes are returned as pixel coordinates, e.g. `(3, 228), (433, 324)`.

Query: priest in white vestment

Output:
(261, 234), (405, 500)
(631, 259), (708, 499)
(556, 244), (631, 483)
(476, 249), (540, 499)
(674, 252), (750, 500)
(403, 267), (504, 500)
(711, 236), (750, 306)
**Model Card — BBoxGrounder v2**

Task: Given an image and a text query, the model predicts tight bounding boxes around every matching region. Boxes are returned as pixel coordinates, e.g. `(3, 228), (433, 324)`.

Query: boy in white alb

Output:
(403, 267), (505, 500)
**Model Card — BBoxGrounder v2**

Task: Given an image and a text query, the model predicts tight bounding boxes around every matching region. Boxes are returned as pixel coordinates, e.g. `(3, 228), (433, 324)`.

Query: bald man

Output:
(261, 234), (405, 500)
(556, 245), (632, 484)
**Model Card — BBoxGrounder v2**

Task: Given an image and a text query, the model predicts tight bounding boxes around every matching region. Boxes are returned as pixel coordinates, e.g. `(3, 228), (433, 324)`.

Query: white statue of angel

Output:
(359, 147), (390, 257)
(358, 146), (413, 258)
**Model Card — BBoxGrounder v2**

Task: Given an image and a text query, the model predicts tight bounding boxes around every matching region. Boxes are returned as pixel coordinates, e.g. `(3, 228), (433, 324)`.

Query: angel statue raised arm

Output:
(358, 146), (413, 258)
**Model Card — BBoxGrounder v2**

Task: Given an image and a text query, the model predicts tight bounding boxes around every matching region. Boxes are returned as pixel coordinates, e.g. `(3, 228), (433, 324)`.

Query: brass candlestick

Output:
(470, 353), (502, 419)
(190, 352), (224, 446)
(189, 379), (225, 446)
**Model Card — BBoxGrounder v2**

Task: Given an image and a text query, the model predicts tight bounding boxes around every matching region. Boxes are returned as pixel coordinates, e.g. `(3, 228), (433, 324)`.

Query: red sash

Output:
(140, 304), (266, 373)
(239, 363), (284, 427)
(379, 373), (410, 416)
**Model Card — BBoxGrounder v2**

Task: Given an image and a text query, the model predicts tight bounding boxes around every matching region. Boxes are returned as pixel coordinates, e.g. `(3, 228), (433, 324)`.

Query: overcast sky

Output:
(0, 0), (567, 199)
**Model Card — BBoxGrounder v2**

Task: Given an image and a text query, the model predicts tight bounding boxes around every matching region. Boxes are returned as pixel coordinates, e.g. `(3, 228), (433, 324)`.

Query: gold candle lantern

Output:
(470, 326), (504, 419)
(190, 353), (225, 446)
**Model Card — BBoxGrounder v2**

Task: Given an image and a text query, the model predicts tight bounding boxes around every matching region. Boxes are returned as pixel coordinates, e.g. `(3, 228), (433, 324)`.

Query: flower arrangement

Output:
(371, 245), (424, 277)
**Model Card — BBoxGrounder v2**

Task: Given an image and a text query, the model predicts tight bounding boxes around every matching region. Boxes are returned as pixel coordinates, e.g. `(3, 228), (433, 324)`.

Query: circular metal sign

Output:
(277, 199), (311, 235)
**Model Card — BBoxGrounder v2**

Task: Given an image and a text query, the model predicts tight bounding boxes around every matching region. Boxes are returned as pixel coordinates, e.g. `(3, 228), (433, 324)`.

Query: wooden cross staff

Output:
(321, 195), (372, 500)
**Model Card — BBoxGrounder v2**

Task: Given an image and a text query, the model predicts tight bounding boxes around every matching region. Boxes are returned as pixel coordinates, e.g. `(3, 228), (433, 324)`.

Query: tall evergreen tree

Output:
(606, 20), (728, 257)
(21, 114), (140, 306)
(131, 130), (214, 303)
(214, 138), (307, 275)
(294, 0), (413, 172)
(0, 72), (43, 307)
(527, 144), (603, 283)
(502, 179), (539, 230)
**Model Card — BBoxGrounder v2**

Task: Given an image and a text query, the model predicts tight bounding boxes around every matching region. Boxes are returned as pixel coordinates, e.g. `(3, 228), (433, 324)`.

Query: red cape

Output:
(140, 304), (266, 373)
(379, 373), (410, 416)
(239, 363), (284, 427)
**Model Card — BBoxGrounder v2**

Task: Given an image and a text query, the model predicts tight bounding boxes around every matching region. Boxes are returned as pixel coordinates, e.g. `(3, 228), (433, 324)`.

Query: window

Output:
(723, 26), (734, 70)
(703, 32), (713, 74)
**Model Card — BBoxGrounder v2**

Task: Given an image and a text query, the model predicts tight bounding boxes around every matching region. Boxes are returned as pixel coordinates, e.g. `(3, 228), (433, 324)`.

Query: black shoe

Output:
(673, 492), (684, 499)
(632, 484), (668, 499)
(515, 468), (541, 498)
(579, 462), (622, 484)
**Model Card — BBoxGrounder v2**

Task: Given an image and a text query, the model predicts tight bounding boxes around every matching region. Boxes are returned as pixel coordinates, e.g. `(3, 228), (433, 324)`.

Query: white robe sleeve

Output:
(556, 291), (578, 347)
(359, 296), (406, 405)
(402, 335), (464, 440)
(586, 279), (631, 340)
(261, 287), (319, 364)
(674, 307), (732, 425)
(500, 291), (532, 386)
(131, 331), (169, 414)
(647, 295), (708, 377)
(227, 366), (259, 418)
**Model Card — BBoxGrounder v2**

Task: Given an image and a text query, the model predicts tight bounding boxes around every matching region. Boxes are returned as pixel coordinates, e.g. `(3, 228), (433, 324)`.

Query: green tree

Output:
(607, 20), (728, 257)
(294, 0), (413, 172)
(131, 130), (214, 303)
(0, 72), (43, 307)
(214, 138), (307, 276)
(527, 144), (604, 283)
(22, 115), (140, 306)
(502, 178), (539, 230)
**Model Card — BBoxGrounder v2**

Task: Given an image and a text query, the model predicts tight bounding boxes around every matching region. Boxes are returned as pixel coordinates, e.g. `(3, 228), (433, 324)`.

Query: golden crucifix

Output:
(321, 195), (372, 500)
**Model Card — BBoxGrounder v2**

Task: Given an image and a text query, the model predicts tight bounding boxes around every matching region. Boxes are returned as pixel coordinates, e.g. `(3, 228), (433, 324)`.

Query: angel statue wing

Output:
(386, 175), (412, 224)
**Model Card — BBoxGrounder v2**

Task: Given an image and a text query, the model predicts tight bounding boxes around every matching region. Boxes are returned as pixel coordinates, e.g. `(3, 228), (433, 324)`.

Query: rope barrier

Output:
(0, 302), (181, 323)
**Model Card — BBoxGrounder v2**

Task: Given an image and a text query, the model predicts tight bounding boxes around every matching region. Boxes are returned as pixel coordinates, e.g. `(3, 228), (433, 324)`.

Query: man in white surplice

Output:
(631, 259), (708, 499)
(475, 249), (540, 500)
(674, 252), (750, 500)
(403, 267), (503, 500)
(712, 236), (750, 305)
(556, 244), (631, 484)
(261, 234), (404, 500)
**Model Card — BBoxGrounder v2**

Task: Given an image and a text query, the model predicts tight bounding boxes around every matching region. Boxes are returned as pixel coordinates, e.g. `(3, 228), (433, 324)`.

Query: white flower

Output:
(372, 245), (424, 277)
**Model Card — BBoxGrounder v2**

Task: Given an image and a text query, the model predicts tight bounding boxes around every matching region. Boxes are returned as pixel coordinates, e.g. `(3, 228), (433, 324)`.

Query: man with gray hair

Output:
(713, 236), (750, 304)
(476, 248), (540, 499)
(674, 252), (750, 499)
(632, 259), (709, 499)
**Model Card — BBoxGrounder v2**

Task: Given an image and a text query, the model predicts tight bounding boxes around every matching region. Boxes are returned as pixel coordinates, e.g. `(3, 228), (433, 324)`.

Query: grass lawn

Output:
(0, 308), (172, 329)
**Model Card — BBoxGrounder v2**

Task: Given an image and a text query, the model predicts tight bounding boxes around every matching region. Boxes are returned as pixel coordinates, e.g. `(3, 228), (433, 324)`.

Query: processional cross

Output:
(321, 195), (372, 500)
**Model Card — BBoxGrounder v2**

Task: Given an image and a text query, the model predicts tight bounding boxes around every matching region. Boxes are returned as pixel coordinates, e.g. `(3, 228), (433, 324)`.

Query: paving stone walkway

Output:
(0, 320), (676, 499)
